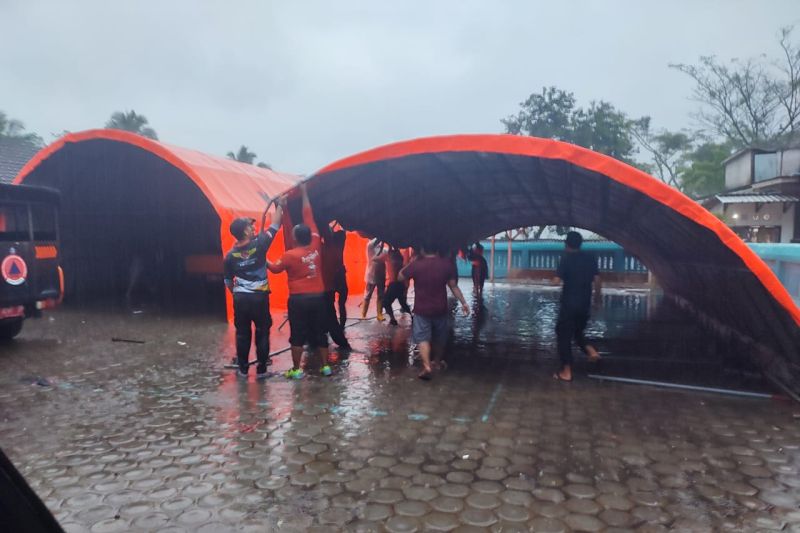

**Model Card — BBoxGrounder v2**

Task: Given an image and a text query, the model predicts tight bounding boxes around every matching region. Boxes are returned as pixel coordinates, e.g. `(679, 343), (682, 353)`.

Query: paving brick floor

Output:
(1, 286), (798, 532)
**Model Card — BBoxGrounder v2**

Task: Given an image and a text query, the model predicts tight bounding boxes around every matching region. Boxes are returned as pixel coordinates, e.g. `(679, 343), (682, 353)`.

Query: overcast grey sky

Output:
(2, 1), (798, 175)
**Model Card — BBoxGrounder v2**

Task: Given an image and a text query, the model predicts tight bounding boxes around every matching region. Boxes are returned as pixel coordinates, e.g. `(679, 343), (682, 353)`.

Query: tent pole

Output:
(587, 374), (774, 399)
(507, 233), (512, 279)
(489, 235), (495, 282)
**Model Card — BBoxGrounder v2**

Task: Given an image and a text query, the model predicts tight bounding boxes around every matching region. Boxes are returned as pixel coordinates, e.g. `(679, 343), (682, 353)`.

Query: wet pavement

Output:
(1, 281), (799, 532)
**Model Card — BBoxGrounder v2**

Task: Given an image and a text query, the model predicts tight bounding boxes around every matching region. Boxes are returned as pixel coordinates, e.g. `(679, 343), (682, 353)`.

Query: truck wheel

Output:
(0, 318), (23, 340)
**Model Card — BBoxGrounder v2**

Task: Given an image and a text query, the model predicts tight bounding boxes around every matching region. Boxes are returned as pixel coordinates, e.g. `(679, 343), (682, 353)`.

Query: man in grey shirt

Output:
(223, 201), (283, 378)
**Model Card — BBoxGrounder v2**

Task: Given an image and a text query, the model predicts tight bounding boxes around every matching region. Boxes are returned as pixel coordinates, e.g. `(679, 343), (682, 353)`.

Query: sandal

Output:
(418, 370), (433, 381)
(553, 373), (573, 382)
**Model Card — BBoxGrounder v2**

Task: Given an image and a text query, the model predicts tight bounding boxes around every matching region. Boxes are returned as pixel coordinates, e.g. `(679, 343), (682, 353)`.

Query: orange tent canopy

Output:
(12, 129), (370, 314)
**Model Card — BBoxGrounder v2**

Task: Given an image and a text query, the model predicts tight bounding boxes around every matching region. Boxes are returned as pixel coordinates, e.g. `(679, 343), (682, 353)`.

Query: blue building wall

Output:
(459, 241), (800, 304)
(748, 244), (800, 305)
(457, 242), (645, 279)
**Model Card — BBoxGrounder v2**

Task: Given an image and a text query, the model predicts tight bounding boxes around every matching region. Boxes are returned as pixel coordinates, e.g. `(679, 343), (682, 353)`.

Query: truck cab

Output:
(0, 183), (61, 339)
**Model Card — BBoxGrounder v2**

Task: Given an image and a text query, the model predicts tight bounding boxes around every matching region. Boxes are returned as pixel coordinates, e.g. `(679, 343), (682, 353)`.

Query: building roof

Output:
(715, 193), (800, 204)
(722, 137), (800, 166)
(0, 137), (41, 183)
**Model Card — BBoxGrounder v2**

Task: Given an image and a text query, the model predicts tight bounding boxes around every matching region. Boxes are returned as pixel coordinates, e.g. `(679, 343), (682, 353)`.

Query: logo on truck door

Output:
(2, 254), (28, 286)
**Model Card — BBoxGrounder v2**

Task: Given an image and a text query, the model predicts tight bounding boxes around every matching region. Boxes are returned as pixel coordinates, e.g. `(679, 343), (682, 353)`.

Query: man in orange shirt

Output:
(267, 184), (331, 379)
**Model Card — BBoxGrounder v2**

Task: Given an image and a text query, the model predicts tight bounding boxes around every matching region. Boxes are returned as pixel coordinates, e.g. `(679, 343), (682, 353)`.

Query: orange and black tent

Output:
(304, 134), (800, 392)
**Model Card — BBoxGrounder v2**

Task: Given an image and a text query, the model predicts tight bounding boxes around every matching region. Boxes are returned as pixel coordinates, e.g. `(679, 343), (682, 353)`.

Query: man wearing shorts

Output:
(399, 243), (469, 380)
(268, 184), (331, 379)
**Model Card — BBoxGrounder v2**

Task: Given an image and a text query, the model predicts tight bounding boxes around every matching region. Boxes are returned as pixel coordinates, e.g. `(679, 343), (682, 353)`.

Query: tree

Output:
(572, 101), (638, 163)
(631, 117), (732, 197)
(681, 141), (732, 198)
(227, 145), (271, 169)
(502, 87), (644, 239)
(502, 86), (642, 164)
(502, 86), (576, 141)
(0, 111), (43, 146)
(105, 110), (158, 139)
(227, 145), (257, 164)
(670, 26), (800, 147)
(631, 118), (693, 189)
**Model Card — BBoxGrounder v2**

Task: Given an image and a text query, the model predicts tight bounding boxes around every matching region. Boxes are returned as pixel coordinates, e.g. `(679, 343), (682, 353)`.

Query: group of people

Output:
(224, 184), (601, 381)
(223, 184), (336, 379)
(361, 238), (412, 325)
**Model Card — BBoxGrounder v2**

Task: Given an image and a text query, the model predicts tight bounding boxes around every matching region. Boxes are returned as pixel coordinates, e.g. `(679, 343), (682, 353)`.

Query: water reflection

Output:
(211, 280), (772, 446)
(448, 282), (767, 390)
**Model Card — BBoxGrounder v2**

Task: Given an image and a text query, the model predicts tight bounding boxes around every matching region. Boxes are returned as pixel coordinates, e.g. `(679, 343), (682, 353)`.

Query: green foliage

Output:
(227, 145), (257, 164)
(502, 86), (576, 140)
(631, 118), (694, 189)
(105, 110), (158, 140)
(0, 110), (43, 146)
(227, 145), (271, 169)
(503, 87), (732, 200)
(632, 117), (731, 197)
(572, 101), (637, 163)
(503, 86), (641, 164)
(681, 141), (732, 198)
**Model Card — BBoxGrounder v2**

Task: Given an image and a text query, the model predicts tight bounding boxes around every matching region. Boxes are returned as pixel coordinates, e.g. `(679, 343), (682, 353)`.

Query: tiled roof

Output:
(0, 137), (41, 183)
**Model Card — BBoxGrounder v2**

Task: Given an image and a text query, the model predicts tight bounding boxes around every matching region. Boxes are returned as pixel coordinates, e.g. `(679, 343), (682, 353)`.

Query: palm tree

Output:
(105, 110), (158, 139)
(227, 145), (257, 165)
(0, 111), (43, 145)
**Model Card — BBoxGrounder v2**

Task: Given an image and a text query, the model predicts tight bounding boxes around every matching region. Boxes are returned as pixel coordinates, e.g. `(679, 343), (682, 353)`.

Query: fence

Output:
(457, 241), (647, 279)
(458, 241), (800, 305)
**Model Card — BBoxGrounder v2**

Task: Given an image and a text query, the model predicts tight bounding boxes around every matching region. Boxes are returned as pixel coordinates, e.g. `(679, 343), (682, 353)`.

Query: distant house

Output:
(0, 137), (41, 184)
(701, 144), (800, 243)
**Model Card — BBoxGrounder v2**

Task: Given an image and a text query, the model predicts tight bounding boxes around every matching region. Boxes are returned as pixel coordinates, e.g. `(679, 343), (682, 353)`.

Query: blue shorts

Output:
(412, 314), (449, 345)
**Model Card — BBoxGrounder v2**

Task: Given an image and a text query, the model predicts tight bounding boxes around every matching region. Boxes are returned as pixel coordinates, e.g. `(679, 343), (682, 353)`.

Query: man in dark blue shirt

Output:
(223, 201), (283, 378)
(553, 231), (601, 382)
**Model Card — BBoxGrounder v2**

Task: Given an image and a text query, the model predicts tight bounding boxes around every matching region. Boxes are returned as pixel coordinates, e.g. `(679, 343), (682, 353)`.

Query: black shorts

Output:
(288, 293), (328, 349)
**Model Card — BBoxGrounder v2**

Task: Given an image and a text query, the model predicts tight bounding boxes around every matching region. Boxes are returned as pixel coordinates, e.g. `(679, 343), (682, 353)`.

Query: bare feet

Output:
(553, 367), (572, 382)
(586, 345), (601, 362)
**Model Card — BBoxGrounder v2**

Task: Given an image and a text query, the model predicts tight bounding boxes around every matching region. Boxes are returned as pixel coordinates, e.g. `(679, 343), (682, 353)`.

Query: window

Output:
(0, 203), (30, 241)
(31, 204), (57, 241)
(754, 153), (779, 182)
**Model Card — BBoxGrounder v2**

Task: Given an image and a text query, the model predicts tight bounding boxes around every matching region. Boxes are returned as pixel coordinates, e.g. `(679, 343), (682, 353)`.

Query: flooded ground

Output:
(0, 281), (798, 532)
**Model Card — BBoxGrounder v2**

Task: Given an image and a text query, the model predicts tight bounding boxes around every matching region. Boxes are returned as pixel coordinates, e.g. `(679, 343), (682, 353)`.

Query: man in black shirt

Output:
(553, 231), (601, 382)
(223, 201), (283, 378)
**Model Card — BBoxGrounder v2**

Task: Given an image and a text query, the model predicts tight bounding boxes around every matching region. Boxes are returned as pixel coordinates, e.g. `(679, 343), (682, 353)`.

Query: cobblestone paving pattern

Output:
(0, 286), (799, 532)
